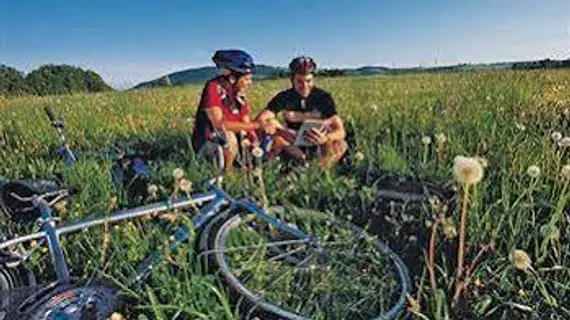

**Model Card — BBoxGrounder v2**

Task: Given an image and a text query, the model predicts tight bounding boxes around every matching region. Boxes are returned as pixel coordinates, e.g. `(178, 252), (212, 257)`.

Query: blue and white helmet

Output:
(212, 50), (254, 75)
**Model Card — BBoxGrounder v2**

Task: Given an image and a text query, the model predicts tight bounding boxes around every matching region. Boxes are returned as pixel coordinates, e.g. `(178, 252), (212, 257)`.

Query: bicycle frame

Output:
(45, 106), (152, 188)
(0, 180), (312, 286)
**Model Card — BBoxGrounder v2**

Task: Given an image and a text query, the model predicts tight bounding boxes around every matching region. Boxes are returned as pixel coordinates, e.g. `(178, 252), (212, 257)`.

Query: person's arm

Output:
(282, 110), (322, 123)
(324, 115), (346, 141)
(305, 91), (345, 145)
(305, 115), (345, 145)
(202, 82), (260, 133)
(205, 107), (260, 133)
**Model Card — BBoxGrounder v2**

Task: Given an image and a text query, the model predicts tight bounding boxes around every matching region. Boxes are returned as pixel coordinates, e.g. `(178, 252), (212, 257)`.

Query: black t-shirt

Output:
(266, 87), (338, 131)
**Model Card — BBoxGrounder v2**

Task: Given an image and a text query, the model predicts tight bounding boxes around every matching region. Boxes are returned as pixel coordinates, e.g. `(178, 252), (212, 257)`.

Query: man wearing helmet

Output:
(257, 56), (348, 168)
(192, 49), (270, 170)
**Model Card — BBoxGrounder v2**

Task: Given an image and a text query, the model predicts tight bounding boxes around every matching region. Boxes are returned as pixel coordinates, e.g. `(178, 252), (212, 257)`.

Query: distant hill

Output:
(132, 64), (285, 89)
(132, 58), (570, 90)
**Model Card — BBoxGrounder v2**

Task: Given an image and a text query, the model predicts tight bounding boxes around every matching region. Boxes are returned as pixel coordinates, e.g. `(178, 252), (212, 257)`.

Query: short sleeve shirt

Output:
(192, 76), (250, 151)
(266, 87), (337, 131)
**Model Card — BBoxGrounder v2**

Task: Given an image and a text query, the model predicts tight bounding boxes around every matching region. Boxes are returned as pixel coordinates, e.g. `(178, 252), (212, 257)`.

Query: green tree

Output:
(0, 64), (29, 96)
(25, 64), (113, 96)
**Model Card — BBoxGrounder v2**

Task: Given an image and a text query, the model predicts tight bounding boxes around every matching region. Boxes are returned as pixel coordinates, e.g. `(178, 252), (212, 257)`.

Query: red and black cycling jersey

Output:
(265, 87), (338, 131)
(192, 76), (250, 152)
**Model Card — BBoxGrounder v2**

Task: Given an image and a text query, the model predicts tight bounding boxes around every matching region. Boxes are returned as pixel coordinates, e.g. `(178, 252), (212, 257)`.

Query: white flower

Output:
(558, 137), (570, 148)
(172, 168), (185, 180)
(179, 179), (192, 192)
(509, 249), (532, 271)
(551, 132), (562, 142)
(354, 152), (365, 162)
(251, 146), (263, 158)
(515, 122), (526, 132)
(421, 136), (432, 145)
(147, 184), (158, 196)
(109, 313), (127, 320)
(241, 139), (251, 148)
(561, 165), (570, 180)
(453, 156), (484, 185)
(436, 133), (447, 144)
(526, 165), (541, 178)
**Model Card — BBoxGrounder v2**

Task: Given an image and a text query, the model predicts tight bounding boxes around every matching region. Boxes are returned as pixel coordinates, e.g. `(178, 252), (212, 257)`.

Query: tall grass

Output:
(1, 69), (569, 319)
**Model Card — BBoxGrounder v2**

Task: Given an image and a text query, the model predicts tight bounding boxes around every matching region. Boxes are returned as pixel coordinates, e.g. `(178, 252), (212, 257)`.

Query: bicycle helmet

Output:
(212, 50), (254, 75)
(289, 56), (317, 74)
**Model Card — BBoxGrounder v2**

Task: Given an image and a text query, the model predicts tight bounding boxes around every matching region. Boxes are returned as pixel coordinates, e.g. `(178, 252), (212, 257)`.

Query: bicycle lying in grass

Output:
(0, 106), (154, 224)
(0, 173), (412, 320)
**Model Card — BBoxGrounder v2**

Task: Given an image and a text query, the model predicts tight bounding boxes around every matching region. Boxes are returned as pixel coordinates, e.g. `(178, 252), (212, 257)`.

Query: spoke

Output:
(268, 244), (309, 262)
(200, 238), (309, 257)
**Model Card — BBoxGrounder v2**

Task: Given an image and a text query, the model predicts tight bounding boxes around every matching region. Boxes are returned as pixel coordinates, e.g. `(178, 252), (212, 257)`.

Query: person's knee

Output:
(318, 139), (348, 168)
(326, 139), (348, 157)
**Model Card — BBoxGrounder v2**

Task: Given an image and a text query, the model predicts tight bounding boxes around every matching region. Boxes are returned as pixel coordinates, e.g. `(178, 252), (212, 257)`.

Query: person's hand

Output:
(305, 127), (329, 145)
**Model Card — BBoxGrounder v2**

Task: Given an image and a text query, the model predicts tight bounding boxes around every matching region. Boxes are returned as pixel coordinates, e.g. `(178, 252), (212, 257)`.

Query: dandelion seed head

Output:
(443, 219), (457, 239)
(172, 168), (185, 180)
(147, 184), (158, 194)
(453, 156), (484, 185)
(110, 312), (127, 320)
(509, 249), (532, 271)
(241, 139), (251, 148)
(551, 132), (562, 142)
(526, 165), (541, 178)
(354, 152), (365, 162)
(561, 165), (570, 180)
(421, 136), (432, 145)
(251, 146), (263, 158)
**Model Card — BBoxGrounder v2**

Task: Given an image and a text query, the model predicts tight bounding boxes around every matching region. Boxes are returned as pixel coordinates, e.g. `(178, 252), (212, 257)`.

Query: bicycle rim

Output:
(211, 206), (411, 320)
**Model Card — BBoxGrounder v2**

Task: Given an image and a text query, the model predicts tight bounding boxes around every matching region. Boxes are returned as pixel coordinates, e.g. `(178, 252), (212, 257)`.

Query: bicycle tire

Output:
(204, 206), (411, 320)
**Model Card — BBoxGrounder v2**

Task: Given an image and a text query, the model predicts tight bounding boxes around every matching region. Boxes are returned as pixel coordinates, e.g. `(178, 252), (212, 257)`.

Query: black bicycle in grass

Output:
(0, 170), (413, 320)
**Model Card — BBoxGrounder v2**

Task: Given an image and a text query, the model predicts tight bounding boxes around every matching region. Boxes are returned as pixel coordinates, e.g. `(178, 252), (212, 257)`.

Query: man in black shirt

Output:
(258, 56), (347, 167)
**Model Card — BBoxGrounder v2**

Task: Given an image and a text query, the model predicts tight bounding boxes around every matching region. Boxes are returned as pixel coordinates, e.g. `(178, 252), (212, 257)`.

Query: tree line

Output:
(511, 59), (570, 70)
(0, 64), (113, 97)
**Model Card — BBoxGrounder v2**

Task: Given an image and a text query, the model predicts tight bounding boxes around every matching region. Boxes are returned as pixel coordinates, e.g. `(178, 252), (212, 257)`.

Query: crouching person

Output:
(257, 56), (348, 168)
(191, 49), (263, 171)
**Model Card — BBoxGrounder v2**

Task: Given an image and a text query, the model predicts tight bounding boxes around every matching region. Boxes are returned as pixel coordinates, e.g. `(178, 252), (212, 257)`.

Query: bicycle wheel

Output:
(0, 253), (36, 291)
(17, 280), (120, 320)
(206, 206), (411, 320)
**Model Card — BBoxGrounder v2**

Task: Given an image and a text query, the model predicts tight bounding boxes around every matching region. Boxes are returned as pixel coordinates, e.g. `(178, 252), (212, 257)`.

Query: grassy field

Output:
(1, 69), (570, 319)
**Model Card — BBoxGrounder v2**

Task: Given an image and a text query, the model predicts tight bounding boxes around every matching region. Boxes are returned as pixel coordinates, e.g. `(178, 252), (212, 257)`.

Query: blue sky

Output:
(2, 0), (569, 88)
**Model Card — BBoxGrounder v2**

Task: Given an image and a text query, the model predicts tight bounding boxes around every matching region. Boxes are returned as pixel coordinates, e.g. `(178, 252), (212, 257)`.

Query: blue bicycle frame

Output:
(0, 179), (311, 286)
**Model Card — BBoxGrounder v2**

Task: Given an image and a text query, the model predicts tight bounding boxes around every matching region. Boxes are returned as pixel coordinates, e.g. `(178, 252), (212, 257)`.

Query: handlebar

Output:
(44, 106), (57, 122)
(44, 106), (64, 128)
(9, 188), (76, 207)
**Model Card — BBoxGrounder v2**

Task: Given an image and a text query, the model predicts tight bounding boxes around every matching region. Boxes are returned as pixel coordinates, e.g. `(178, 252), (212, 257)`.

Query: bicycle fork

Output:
(36, 200), (70, 283)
